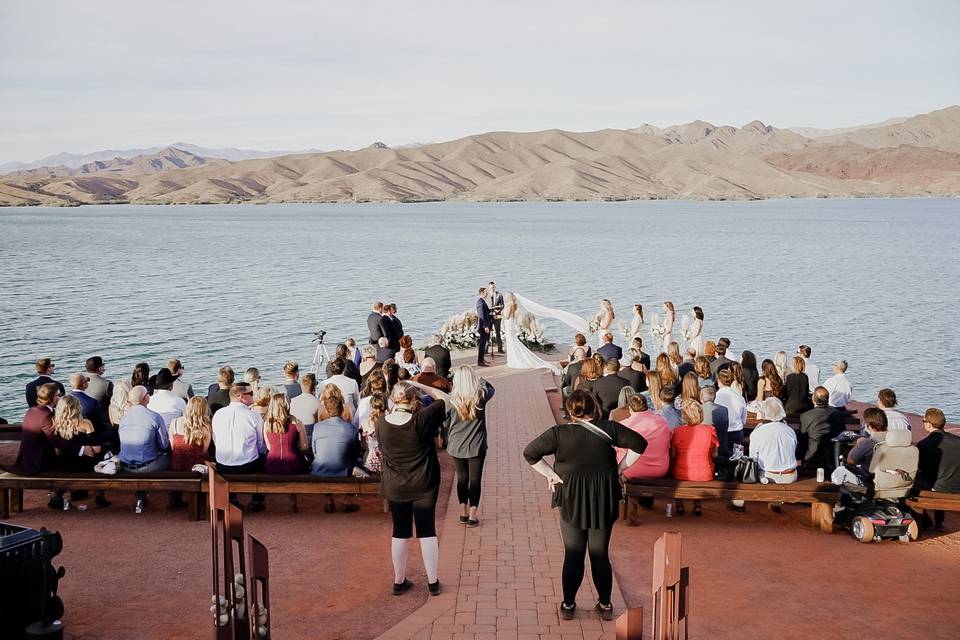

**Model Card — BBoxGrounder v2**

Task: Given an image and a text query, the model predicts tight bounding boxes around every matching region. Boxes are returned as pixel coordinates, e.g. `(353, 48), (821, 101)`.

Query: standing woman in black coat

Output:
(523, 391), (647, 621)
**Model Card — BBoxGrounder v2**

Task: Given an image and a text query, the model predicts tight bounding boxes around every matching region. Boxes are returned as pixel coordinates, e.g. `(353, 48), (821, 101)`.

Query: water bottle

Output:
(62, 497), (71, 511)
(665, 503), (674, 517)
(816, 468), (825, 483)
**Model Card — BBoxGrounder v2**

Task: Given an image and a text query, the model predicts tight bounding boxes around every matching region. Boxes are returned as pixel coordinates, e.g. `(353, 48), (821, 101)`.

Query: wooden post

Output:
(651, 531), (689, 640)
(246, 536), (271, 640)
(209, 465), (236, 640)
(616, 607), (644, 639)
(227, 504), (250, 640)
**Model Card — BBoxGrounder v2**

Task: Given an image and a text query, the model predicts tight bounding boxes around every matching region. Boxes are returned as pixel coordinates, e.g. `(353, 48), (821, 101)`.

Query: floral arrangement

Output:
(435, 310), (554, 353)
(618, 320), (632, 341)
(588, 317), (600, 334)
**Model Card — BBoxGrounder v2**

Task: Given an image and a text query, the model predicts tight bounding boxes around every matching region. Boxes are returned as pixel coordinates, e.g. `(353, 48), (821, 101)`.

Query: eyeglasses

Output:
(242, 391), (254, 396)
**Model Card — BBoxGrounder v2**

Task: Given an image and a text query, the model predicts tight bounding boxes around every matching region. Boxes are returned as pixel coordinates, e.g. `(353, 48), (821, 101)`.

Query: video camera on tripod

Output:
(309, 329), (330, 376)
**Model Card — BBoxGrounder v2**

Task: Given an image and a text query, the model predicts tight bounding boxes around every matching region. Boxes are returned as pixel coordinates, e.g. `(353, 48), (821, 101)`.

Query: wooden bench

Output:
(623, 477), (841, 533)
(0, 471), (382, 521)
(0, 423), (23, 442)
(907, 490), (960, 516)
(0, 471), (207, 520)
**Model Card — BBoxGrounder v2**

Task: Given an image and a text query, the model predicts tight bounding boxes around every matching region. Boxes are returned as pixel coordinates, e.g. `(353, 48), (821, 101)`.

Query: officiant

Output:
(487, 281), (504, 355)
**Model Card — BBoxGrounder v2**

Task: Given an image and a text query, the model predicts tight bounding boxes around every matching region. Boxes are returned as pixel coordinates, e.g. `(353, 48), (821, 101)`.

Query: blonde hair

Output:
(264, 393), (293, 435)
(601, 299), (615, 319)
(319, 383), (353, 421)
(664, 301), (675, 314)
(646, 371), (663, 410)
(450, 366), (484, 421)
(792, 355), (806, 374)
(680, 399), (703, 426)
(667, 341), (682, 366)
(52, 395), (83, 439)
(774, 351), (789, 380)
(254, 385), (274, 409)
(181, 397), (212, 447)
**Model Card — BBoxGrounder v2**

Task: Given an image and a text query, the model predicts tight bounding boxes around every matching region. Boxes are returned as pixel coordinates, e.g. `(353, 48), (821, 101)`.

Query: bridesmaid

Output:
(661, 301), (675, 353)
(629, 304), (644, 342)
(687, 306), (704, 356)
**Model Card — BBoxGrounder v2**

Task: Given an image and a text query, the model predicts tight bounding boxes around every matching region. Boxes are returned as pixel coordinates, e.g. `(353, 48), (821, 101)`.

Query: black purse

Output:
(734, 457), (762, 484)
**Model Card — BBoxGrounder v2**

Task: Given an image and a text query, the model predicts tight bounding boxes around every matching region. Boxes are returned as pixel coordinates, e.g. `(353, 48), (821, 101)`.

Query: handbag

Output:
(734, 456), (762, 484)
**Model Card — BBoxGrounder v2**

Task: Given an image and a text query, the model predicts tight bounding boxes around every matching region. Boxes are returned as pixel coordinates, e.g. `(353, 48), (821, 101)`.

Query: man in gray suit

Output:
(84, 356), (113, 424)
(701, 386), (730, 458)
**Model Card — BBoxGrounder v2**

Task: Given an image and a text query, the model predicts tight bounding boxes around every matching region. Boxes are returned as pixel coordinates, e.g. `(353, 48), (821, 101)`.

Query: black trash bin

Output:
(0, 522), (65, 640)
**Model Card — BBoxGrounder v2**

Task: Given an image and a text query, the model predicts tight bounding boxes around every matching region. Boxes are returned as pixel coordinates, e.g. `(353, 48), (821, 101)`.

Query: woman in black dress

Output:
(740, 350), (759, 401)
(376, 382), (447, 597)
(523, 390), (647, 621)
(782, 355), (812, 417)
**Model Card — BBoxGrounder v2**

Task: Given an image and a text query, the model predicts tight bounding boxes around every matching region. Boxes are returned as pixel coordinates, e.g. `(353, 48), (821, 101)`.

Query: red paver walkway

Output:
(378, 363), (623, 640)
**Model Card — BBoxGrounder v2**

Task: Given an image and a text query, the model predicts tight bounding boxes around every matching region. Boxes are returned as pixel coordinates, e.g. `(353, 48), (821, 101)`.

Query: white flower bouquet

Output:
(437, 311), (481, 350)
(516, 312), (555, 353)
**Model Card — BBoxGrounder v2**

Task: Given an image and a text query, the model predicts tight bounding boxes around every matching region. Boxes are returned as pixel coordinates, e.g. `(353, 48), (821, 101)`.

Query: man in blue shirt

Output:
(119, 385), (170, 513)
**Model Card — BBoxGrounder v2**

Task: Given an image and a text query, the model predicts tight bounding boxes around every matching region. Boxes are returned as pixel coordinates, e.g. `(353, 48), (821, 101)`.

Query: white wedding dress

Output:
(503, 315), (561, 375)
(687, 318), (704, 356)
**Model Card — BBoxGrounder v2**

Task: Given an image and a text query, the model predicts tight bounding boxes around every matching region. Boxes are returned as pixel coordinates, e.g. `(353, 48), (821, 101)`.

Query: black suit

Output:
(386, 315), (403, 351)
(488, 291), (504, 353)
(636, 350), (651, 370)
(424, 345), (452, 379)
(798, 405), (846, 471)
(368, 312), (389, 345)
(596, 343), (623, 362)
(25, 375), (65, 408)
(591, 374), (630, 419)
(208, 387), (231, 415)
(618, 366), (646, 393)
(677, 360), (695, 382)
(709, 355), (733, 377)
(376, 346), (398, 364)
(561, 361), (583, 398)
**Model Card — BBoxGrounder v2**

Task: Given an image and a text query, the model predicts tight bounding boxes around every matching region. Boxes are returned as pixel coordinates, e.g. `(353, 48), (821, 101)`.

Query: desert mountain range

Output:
(2, 106), (959, 206)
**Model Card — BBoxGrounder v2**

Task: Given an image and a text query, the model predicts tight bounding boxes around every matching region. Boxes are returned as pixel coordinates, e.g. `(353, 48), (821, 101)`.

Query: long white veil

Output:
(513, 293), (591, 335)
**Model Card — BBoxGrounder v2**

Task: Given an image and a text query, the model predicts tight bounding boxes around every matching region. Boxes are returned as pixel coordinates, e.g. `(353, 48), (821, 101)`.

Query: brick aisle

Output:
(378, 364), (623, 640)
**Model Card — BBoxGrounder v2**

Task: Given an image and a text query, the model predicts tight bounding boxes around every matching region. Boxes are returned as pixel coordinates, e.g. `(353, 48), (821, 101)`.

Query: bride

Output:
(502, 293), (561, 374)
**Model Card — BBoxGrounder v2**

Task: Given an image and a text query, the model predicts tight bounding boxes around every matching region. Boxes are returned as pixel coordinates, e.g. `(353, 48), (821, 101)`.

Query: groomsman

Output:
(487, 281), (504, 354)
(367, 301), (391, 345)
(384, 303), (404, 352)
(476, 288), (492, 367)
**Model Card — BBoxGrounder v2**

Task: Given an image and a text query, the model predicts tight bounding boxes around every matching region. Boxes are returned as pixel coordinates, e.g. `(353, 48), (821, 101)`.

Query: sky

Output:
(1, 0), (958, 164)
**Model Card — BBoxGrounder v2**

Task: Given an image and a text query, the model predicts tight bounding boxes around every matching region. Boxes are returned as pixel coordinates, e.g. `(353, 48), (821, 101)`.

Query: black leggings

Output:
(452, 452), (486, 508)
(389, 491), (438, 539)
(559, 519), (613, 606)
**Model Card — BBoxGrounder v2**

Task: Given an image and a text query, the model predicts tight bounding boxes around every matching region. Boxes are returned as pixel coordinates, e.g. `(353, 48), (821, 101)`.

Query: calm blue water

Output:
(0, 199), (958, 421)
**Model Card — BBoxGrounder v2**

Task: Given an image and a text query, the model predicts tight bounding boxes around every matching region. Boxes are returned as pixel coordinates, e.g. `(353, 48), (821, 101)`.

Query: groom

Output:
(476, 286), (492, 367)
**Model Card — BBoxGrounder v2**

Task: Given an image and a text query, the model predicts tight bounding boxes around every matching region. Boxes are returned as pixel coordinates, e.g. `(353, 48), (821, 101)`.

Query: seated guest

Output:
(357, 375), (394, 428)
(26, 357), (65, 408)
(644, 371), (663, 410)
(703, 340), (717, 362)
(728, 362), (745, 398)
(244, 367), (262, 397)
(667, 342), (683, 370)
(755, 359), (784, 402)
(678, 348), (697, 381)
(326, 344), (363, 384)
(282, 361), (301, 399)
(822, 359), (853, 409)
(678, 372), (700, 407)
(359, 345), (382, 384)
(168, 397), (213, 471)
(318, 383), (355, 423)
(797, 345), (820, 393)
(620, 394), (671, 480)
(670, 401), (718, 516)
(798, 386), (846, 473)
(311, 395), (361, 477)
(148, 368), (187, 427)
(83, 355), (114, 415)
(119, 386), (171, 513)
(916, 408), (960, 531)
(693, 356), (714, 389)
(718, 338), (738, 365)
(289, 374), (320, 439)
(424, 334), (452, 379)
(413, 358), (453, 392)
(618, 349), (647, 392)
(207, 366), (235, 415)
(397, 368), (412, 382)
(167, 358), (194, 401)
(14, 383), (62, 477)
(700, 386), (729, 458)
(715, 368), (747, 455)
(709, 341), (733, 377)
(592, 359), (630, 419)
(382, 361), (401, 395)
(878, 388), (911, 431)
(68, 372), (102, 427)
(346, 337), (362, 367)
(749, 398), (798, 484)
(630, 337), (650, 369)
(109, 362), (150, 426)
(740, 351), (759, 401)
(657, 386), (682, 430)
(774, 350), (791, 381)
(782, 356), (812, 417)
(376, 336), (397, 364)
(264, 393), (310, 474)
(398, 345), (421, 376)
(568, 333), (592, 362)
(52, 395), (107, 501)
(597, 333), (622, 362)
(212, 382), (266, 511)
(846, 407), (888, 469)
(574, 357), (603, 403)
(323, 358), (361, 410)
(656, 353), (678, 389)
(560, 347), (587, 401)
(251, 385), (273, 419)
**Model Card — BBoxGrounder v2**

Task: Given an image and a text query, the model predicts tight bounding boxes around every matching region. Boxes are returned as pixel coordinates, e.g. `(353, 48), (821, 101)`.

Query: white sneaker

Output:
(135, 499), (145, 514)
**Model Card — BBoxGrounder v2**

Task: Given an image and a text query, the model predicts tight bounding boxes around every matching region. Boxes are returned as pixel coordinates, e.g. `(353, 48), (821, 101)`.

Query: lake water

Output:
(1, 198), (958, 421)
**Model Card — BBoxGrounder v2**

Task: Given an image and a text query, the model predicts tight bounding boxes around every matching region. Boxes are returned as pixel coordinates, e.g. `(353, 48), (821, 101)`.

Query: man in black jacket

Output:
(591, 359), (630, 419)
(561, 347), (587, 401)
(597, 333), (622, 362)
(423, 334), (452, 379)
(367, 301), (391, 345)
(630, 337), (651, 370)
(384, 303), (403, 352)
(798, 386), (846, 473)
(916, 407), (960, 530)
(376, 337), (398, 364)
